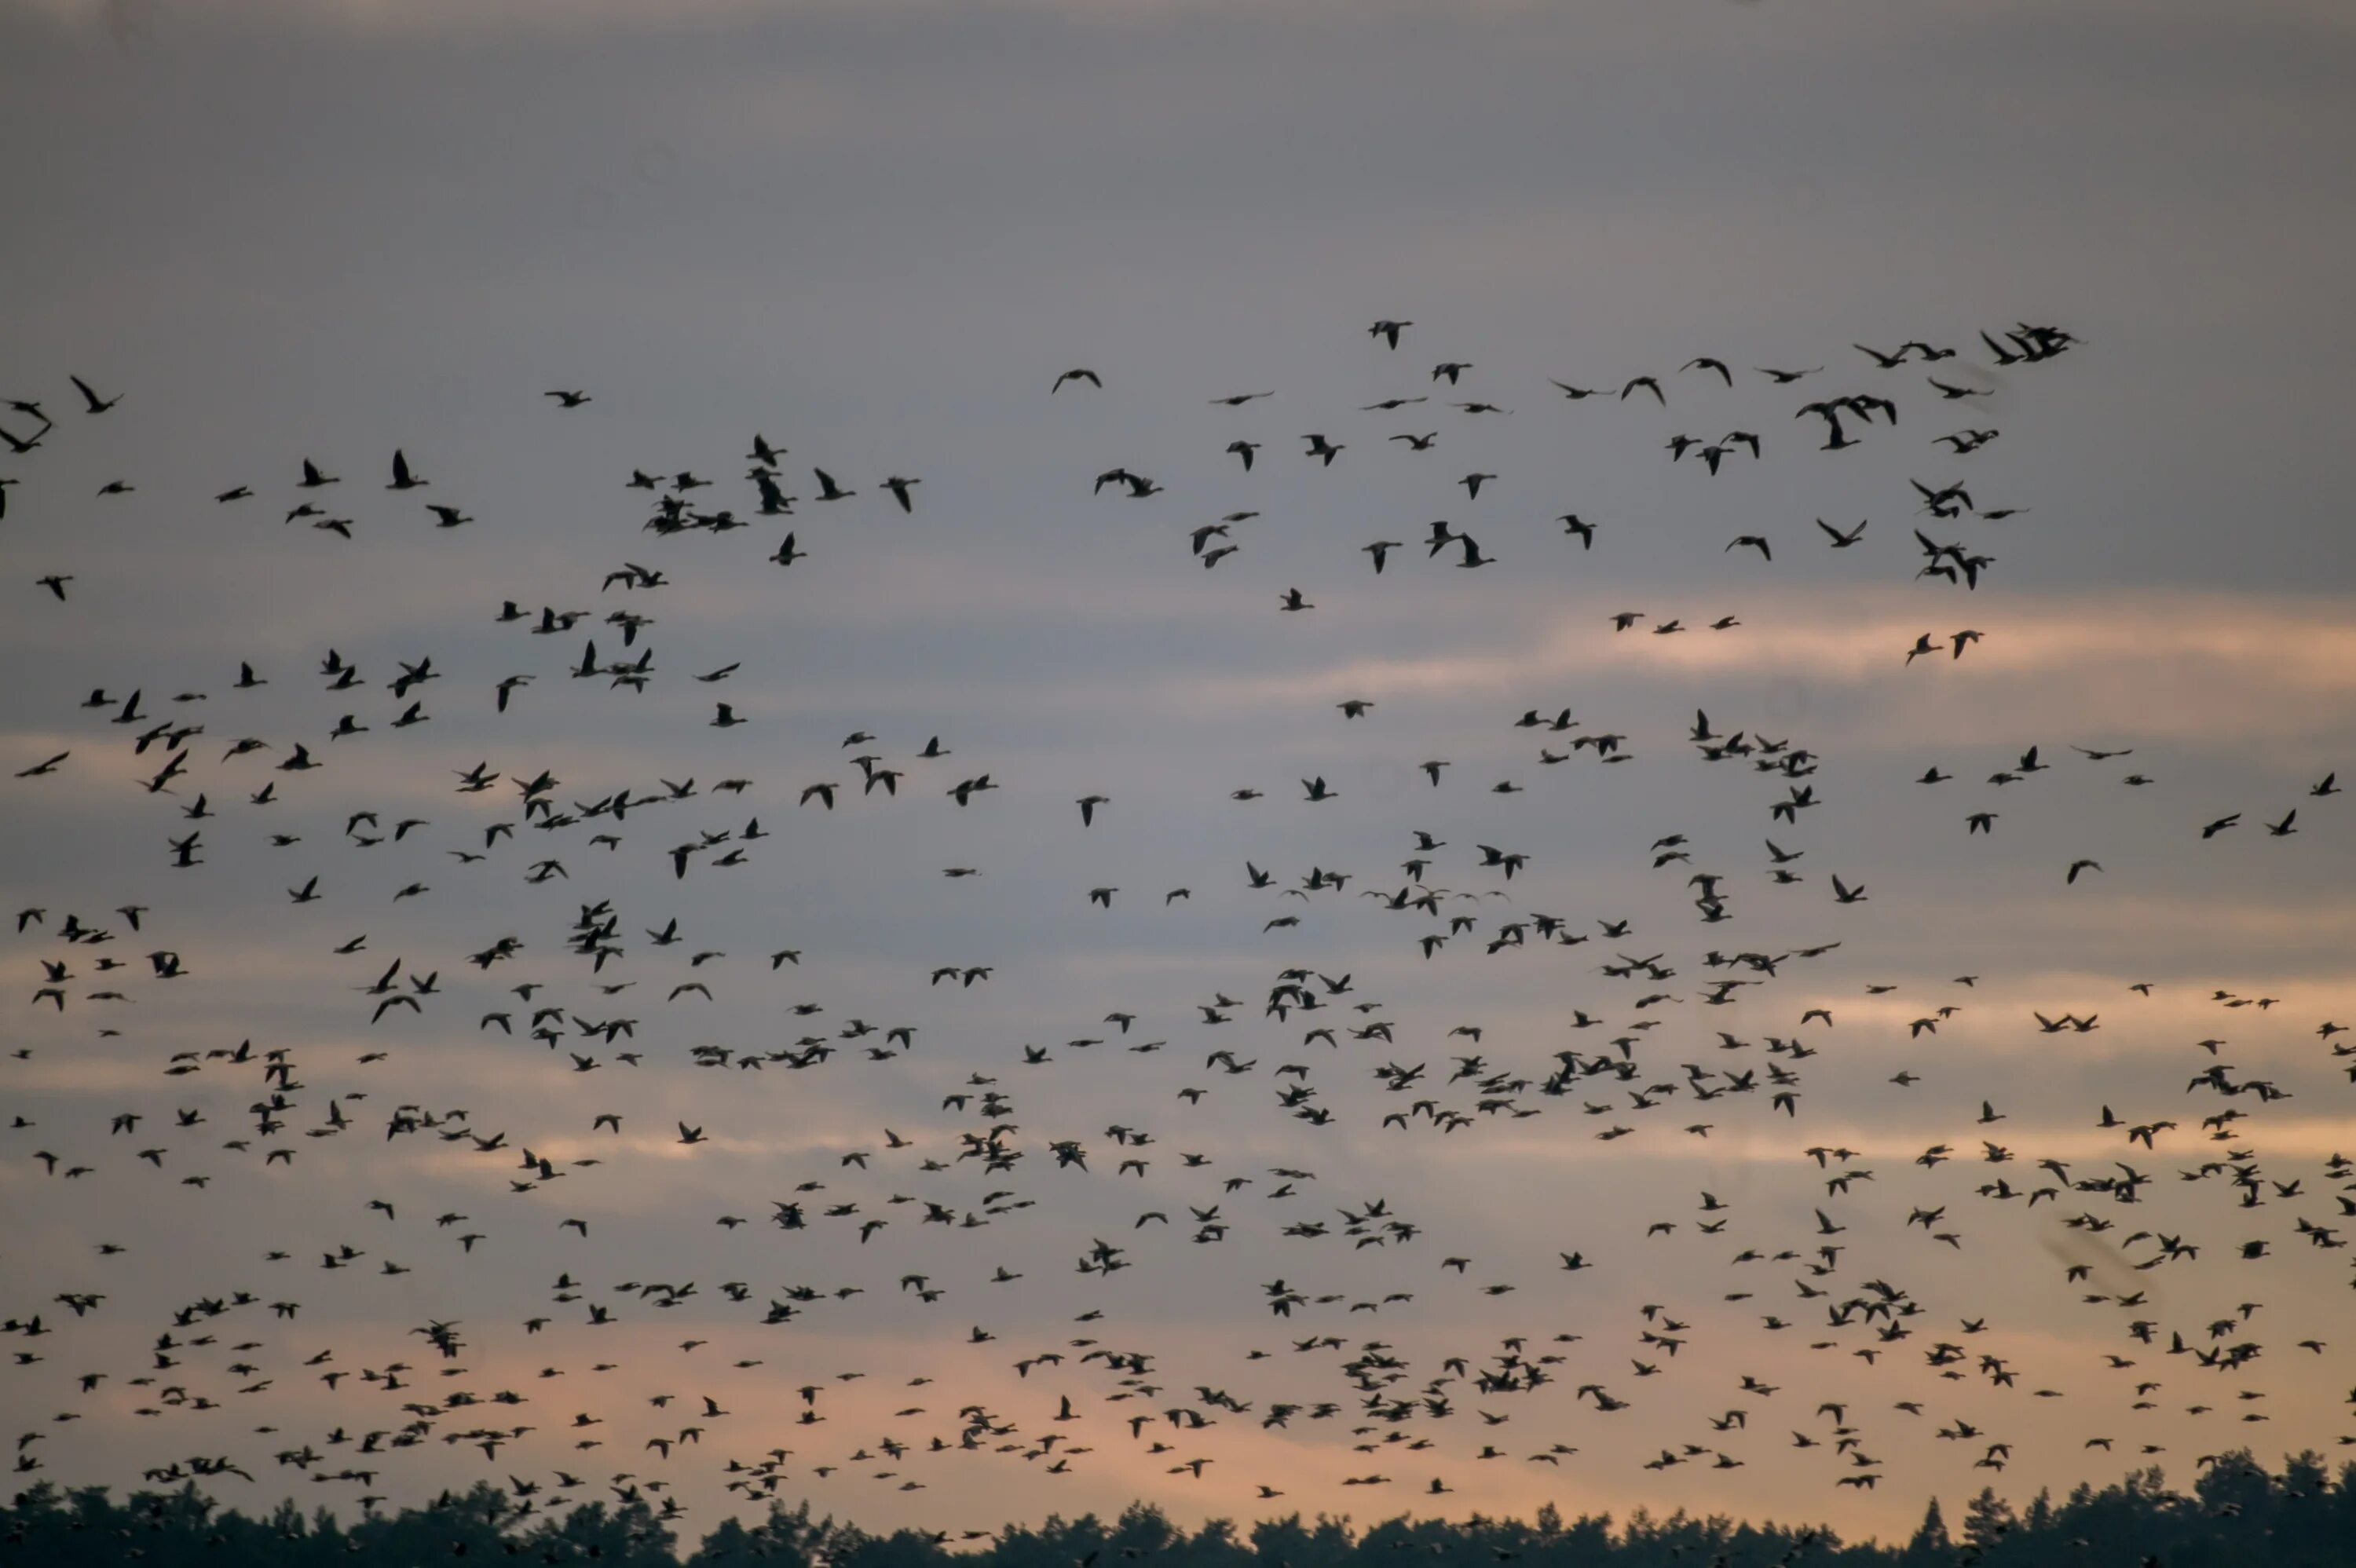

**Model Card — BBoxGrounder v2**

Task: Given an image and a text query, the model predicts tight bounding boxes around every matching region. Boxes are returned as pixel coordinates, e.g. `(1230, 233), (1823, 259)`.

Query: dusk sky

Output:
(5, 0), (2356, 1548)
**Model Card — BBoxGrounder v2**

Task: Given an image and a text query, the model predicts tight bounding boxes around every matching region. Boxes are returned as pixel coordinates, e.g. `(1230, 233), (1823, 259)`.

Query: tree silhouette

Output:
(10, 1452), (2356, 1568)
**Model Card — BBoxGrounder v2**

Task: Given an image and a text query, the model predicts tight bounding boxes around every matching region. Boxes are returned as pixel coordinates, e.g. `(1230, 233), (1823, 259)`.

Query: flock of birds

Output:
(9, 318), (2356, 1548)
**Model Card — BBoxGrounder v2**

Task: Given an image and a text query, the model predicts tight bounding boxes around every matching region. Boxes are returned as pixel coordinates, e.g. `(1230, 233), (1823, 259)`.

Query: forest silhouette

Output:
(9, 1450), (2356, 1566)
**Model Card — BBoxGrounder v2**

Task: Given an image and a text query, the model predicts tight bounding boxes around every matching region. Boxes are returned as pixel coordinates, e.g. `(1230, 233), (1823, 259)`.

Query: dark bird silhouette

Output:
(71, 374), (122, 413)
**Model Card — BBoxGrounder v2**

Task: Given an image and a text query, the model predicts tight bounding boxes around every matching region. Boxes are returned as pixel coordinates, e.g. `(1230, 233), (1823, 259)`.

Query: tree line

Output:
(9, 1450), (2356, 1567)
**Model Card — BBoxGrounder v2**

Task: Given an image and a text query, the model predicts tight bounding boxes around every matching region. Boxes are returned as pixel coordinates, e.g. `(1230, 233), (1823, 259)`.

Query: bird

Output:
(9, 313), (2268, 1544)
(70, 374), (121, 413)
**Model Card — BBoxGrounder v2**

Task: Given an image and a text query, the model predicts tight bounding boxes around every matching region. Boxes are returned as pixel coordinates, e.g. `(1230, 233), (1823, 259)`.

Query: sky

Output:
(5, 0), (2356, 1548)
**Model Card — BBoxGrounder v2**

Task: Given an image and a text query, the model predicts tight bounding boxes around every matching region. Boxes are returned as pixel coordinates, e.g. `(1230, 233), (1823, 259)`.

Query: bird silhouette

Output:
(14, 316), (2321, 1554)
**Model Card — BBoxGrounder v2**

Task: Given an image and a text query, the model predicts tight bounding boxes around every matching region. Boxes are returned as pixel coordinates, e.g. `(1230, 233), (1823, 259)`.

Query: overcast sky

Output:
(5, 0), (2356, 1548)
